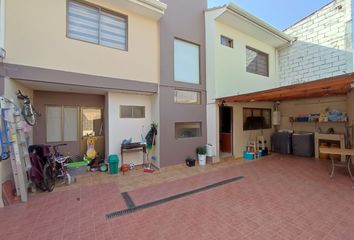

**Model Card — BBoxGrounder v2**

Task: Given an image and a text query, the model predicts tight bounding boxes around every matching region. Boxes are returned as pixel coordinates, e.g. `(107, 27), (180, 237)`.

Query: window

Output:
(221, 35), (233, 48)
(243, 108), (271, 131)
(46, 106), (78, 142)
(246, 46), (269, 77)
(82, 108), (104, 136)
(174, 39), (200, 84)
(67, 0), (127, 50)
(175, 122), (202, 139)
(120, 106), (145, 118)
(174, 90), (201, 104)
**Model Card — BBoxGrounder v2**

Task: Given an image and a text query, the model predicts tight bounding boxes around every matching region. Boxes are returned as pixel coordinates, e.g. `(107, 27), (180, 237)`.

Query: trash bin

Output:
(108, 155), (119, 174)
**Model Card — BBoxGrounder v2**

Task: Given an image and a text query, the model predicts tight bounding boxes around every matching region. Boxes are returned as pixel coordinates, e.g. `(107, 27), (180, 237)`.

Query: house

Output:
(0, 0), (209, 196)
(205, 1), (354, 161)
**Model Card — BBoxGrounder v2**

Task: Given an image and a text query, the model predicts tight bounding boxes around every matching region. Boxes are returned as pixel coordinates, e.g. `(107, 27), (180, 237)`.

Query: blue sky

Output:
(208, 0), (333, 30)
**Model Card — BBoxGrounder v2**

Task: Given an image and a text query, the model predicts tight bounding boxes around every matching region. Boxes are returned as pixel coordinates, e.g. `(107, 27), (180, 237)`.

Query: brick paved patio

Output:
(1, 154), (354, 240)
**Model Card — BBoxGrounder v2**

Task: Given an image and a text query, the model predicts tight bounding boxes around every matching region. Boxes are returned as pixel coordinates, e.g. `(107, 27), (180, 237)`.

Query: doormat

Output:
(106, 175), (244, 220)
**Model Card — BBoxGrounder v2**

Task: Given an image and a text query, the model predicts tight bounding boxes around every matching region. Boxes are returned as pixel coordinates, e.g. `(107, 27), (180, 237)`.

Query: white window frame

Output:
(67, 0), (128, 51)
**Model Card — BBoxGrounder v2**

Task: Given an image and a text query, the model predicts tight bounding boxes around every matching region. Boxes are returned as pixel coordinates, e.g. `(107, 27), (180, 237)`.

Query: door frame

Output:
(219, 105), (233, 156)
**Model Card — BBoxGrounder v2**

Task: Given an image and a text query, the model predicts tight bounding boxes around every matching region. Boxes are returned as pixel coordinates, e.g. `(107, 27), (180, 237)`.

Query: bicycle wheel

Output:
(22, 108), (36, 126)
(43, 163), (55, 192)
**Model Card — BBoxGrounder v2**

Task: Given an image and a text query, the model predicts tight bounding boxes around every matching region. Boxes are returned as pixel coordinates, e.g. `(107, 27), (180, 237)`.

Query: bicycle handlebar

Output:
(16, 90), (28, 100)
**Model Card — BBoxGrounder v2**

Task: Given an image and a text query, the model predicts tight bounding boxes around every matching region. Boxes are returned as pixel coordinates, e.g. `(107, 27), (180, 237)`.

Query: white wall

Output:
(107, 92), (153, 166)
(279, 0), (353, 86)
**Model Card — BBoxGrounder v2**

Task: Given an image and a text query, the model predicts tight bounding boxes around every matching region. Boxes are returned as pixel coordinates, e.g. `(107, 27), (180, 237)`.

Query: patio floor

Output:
(1, 154), (354, 240)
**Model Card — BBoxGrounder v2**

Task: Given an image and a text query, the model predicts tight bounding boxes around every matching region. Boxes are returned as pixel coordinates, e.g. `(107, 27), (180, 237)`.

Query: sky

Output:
(208, 0), (333, 30)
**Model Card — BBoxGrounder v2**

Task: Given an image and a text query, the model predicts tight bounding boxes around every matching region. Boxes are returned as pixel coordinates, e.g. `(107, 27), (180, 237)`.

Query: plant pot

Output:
(198, 154), (206, 166)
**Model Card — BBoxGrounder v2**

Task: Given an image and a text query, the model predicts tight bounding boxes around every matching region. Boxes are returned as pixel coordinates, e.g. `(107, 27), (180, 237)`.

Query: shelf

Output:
(291, 121), (347, 123)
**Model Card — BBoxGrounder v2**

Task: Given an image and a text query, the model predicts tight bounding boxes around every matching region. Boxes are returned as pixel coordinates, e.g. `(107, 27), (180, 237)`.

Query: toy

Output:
(86, 136), (97, 160)
(128, 162), (135, 170)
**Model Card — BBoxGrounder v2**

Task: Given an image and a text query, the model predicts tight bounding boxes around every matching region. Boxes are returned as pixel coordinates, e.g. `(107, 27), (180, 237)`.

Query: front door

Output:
(219, 106), (233, 156)
(80, 108), (105, 159)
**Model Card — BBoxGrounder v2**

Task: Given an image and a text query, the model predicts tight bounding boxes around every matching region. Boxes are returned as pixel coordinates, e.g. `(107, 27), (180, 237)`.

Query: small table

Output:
(319, 147), (354, 188)
(121, 142), (147, 167)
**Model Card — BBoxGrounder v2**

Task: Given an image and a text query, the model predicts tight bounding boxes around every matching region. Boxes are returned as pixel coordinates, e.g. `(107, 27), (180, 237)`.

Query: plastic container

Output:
(67, 161), (89, 176)
(243, 151), (254, 160)
(206, 144), (215, 157)
(108, 155), (119, 174)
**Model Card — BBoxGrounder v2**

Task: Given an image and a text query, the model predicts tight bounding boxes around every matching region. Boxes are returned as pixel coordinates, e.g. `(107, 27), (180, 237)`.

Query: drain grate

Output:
(106, 175), (244, 220)
(121, 192), (136, 209)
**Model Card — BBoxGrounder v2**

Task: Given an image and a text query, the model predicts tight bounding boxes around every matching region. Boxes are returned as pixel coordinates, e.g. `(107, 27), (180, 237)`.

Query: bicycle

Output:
(43, 144), (73, 192)
(17, 90), (41, 126)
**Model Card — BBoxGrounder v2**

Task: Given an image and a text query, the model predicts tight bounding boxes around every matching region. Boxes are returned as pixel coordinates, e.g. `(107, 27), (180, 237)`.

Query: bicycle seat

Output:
(55, 156), (69, 164)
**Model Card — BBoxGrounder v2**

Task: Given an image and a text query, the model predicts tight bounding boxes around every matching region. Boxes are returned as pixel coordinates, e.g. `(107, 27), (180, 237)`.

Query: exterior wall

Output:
(214, 22), (278, 98)
(347, 90), (354, 149)
(33, 91), (105, 157)
(227, 101), (274, 158)
(278, 95), (348, 134)
(279, 0), (353, 86)
(4, 0), (160, 83)
(106, 92), (154, 167)
(159, 0), (207, 167)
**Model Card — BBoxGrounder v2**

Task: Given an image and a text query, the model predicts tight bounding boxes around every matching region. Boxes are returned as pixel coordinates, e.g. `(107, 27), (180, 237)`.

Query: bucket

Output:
(108, 155), (119, 174)
(198, 154), (206, 166)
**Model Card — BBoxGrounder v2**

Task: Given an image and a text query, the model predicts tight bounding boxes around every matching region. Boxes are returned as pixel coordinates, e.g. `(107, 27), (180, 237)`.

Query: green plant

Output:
(196, 146), (207, 155)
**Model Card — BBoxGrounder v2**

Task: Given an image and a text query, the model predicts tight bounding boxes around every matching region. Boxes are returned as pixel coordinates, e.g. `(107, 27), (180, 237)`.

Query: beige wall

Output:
(4, 0), (160, 83)
(279, 95), (348, 135)
(212, 22), (278, 100)
(225, 101), (274, 158)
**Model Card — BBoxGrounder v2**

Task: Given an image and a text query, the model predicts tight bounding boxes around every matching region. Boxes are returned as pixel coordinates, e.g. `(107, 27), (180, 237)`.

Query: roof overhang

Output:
(218, 73), (354, 103)
(109, 0), (167, 20)
(213, 3), (294, 48)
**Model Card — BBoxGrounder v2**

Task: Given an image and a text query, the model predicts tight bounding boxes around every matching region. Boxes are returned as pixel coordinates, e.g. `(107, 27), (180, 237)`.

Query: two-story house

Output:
(205, 3), (293, 160)
(206, 1), (354, 161)
(0, 0), (167, 185)
(0, 0), (208, 190)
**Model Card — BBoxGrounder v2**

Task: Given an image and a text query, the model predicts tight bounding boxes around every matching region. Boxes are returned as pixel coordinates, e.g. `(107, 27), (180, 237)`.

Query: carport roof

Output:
(218, 73), (354, 103)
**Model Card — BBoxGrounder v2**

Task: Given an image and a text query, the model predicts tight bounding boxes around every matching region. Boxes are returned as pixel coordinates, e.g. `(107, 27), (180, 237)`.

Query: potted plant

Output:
(196, 146), (207, 166)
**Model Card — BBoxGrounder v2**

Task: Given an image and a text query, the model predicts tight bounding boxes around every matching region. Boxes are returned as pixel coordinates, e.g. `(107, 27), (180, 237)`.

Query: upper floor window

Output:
(221, 35), (233, 48)
(246, 46), (269, 77)
(174, 39), (200, 84)
(67, 0), (127, 50)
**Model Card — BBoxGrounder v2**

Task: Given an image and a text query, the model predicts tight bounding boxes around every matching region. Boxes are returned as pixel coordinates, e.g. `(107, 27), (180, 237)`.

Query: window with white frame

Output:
(174, 39), (200, 84)
(246, 46), (269, 77)
(46, 106), (78, 142)
(67, 0), (127, 50)
(174, 90), (201, 104)
(221, 35), (233, 48)
(120, 106), (145, 118)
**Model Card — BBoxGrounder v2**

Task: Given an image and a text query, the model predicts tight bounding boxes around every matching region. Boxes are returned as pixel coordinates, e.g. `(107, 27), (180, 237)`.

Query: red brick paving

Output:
(1, 154), (354, 240)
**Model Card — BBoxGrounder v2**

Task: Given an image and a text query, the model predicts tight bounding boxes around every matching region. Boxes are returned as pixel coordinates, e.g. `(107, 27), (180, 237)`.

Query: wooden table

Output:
(319, 147), (354, 188)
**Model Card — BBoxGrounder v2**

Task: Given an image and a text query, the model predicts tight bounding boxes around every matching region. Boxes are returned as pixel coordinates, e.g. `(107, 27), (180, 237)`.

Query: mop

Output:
(144, 133), (155, 173)
(144, 124), (157, 173)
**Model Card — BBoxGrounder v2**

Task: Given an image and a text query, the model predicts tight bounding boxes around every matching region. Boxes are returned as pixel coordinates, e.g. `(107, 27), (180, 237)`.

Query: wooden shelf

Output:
(291, 121), (347, 123)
